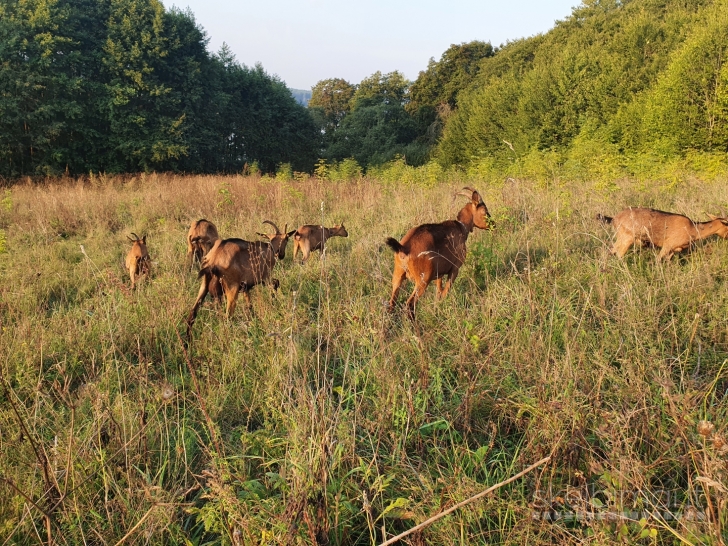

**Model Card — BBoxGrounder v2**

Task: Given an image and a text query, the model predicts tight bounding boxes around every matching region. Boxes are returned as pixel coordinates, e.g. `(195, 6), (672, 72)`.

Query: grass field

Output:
(1, 172), (727, 545)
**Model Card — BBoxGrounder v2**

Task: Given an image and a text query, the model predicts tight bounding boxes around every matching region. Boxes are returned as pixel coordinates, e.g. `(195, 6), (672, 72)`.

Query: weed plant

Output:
(0, 172), (727, 544)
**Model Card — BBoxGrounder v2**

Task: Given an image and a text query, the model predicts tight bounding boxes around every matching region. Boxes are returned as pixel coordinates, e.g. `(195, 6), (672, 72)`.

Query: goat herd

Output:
(122, 186), (728, 341)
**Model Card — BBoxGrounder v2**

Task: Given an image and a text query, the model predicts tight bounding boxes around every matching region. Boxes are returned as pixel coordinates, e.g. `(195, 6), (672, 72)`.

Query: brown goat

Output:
(125, 233), (150, 289)
(186, 218), (223, 300)
(186, 219), (220, 267)
(186, 221), (295, 337)
(385, 188), (493, 319)
(598, 208), (728, 260)
(292, 224), (348, 262)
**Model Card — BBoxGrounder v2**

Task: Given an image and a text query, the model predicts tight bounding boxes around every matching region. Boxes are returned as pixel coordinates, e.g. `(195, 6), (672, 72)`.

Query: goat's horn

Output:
(262, 220), (281, 234)
(130, 232), (140, 241)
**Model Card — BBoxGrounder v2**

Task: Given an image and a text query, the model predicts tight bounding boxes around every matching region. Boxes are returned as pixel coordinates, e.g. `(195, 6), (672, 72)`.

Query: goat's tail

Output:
(596, 214), (613, 225)
(385, 237), (407, 254)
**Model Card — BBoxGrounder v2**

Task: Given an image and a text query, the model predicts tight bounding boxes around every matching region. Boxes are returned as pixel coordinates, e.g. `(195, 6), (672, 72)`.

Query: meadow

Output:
(0, 172), (727, 545)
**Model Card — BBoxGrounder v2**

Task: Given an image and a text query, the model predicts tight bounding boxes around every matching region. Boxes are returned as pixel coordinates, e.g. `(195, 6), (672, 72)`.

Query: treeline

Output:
(437, 0), (728, 176)
(4, 0), (728, 179)
(0, 0), (317, 177)
(313, 0), (728, 178)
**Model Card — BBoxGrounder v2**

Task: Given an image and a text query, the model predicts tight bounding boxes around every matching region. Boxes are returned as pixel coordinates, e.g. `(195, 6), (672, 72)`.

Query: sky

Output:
(161, 0), (580, 90)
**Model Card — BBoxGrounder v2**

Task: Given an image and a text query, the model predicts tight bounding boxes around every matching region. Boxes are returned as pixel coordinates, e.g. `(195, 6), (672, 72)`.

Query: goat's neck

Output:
(456, 205), (475, 234)
(695, 220), (722, 239)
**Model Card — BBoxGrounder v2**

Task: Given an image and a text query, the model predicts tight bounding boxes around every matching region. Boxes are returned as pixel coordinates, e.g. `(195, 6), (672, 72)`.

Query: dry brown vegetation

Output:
(0, 172), (727, 545)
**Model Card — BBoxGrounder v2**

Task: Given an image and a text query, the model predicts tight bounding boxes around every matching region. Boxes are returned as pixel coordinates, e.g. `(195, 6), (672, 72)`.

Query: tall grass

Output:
(1, 172), (727, 544)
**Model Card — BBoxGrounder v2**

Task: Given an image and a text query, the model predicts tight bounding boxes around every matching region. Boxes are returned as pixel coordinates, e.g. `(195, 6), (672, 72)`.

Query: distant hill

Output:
(289, 88), (312, 106)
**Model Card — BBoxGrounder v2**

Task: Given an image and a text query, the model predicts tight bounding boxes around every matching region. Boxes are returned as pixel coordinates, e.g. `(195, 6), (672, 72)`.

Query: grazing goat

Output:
(125, 233), (150, 289)
(385, 187), (493, 319)
(292, 223), (348, 262)
(598, 208), (728, 261)
(186, 221), (295, 337)
(186, 219), (220, 267)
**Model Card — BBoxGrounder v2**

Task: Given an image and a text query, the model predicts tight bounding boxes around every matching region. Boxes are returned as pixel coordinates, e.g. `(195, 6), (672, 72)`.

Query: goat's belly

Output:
(406, 256), (455, 281)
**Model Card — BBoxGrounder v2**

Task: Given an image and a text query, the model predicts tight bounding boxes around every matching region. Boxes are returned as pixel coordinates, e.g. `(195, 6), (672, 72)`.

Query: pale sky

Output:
(162, 0), (581, 90)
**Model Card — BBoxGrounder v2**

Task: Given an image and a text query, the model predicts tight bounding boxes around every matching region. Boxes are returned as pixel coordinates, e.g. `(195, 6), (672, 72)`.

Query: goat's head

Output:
(334, 223), (349, 238)
(127, 233), (147, 246)
(707, 214), (728, 238)
(256, 220), (295, 260)
(458, 187), (493, 230)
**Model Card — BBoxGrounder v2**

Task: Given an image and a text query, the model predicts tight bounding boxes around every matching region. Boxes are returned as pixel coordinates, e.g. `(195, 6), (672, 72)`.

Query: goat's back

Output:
(399, 221), (468, 253)
(612, 208), (693, 245)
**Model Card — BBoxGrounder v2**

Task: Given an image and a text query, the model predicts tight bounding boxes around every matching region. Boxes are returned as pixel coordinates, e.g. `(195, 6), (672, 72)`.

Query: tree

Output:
(0, 0), (81, 176)
(407, 41), (494, 143)
(308, 78), (356, 134)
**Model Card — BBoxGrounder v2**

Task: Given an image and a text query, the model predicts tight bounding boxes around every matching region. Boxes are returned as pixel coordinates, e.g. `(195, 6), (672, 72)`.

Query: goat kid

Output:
(292, 223), (348, 262)
(186, 221), (295, 337)
(385, 187), (493, 319)
(598, 208), (728, 261)
(125, 233), (150, 289)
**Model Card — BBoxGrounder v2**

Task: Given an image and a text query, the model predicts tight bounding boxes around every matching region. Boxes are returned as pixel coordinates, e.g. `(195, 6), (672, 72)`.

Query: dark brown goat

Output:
(598, 208), (728, 260)
(186, 219), (220, 267)
(385, 188), (492, 319)
(292, 223), (348, 262)
(186, 221), (295, 337)
(125, 233), (150, 289)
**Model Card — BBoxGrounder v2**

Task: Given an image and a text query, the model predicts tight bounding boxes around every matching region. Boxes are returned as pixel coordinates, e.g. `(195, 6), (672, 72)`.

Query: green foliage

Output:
(308, 78), (356, 134)
(437, 0), (722, 173)
(407, 41), (494, 143)
(0, 0), (317, 177)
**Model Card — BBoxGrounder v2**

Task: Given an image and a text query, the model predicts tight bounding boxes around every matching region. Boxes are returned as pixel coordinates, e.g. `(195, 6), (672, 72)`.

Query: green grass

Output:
(1, 173), (727, 545)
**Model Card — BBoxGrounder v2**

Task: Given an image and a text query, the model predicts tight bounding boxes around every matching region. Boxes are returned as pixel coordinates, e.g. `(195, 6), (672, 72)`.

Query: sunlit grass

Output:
(0, 173), (727, 544)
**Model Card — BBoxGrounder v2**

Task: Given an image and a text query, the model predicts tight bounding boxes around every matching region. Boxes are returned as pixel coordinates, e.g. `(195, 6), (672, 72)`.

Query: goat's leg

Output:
(302, 242), (311, 263)
(435, 278), (444, 299)
(611, 234), (634, 258)
(658, 246), (675, 261)
(438, 269), (458, 299)
(224, 282), (241, 318)
(388, 262), (408, 312)
(405, 281), (429, 321)
(186, 273), (210, 339)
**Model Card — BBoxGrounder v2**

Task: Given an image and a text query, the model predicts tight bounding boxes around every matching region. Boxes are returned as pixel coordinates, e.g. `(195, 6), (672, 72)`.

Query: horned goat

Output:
(385, 187), (493, 319)
(598, 208), (728, 261)
(186, 221), (295, 337)
(125, 233), (150, 289)
(292, 223), (348, 262)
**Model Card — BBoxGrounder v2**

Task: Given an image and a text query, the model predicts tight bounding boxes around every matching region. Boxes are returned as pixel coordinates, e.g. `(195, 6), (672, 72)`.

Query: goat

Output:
(186, 218), (223, 300)
(598, 208), (728, 261)
(186, 219), (220, 267)
(292, 223), (348, 262)
(125, 233), (150, 289)
(186, 221), (295, 337)
(385, 187), (493, 319)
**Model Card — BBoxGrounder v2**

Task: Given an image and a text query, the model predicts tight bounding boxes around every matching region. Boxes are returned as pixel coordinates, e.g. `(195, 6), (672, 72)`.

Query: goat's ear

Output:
(287, 230), (296, 237)
(471, 190), (483, 205)
(142, 235), (147, 244)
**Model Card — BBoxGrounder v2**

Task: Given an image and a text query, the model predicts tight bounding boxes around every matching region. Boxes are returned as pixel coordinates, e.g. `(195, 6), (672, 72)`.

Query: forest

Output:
(2, 0), (728, 180)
